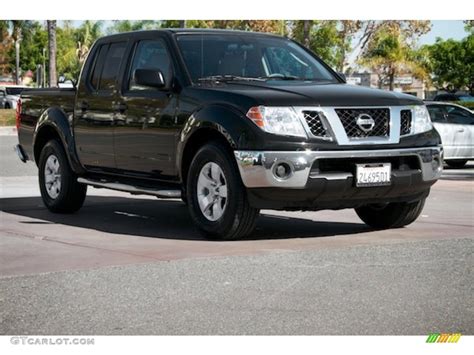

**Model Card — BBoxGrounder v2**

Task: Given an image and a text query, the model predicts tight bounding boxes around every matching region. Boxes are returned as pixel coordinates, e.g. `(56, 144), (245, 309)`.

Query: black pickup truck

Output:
(16, 29), (443, 240)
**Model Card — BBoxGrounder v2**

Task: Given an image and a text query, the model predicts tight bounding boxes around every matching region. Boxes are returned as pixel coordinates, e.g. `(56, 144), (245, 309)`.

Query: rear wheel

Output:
(186, 142), (259, 240)
(355, 198), (426, 229)
(38, 140), (87, 213)
(445, 159), (467, 168)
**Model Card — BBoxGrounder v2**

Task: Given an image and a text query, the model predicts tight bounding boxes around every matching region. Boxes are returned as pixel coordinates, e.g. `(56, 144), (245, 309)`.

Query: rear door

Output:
(74, 40), (129, 170)
(113, 36), (179, 180)
(444, 105), (474, 159)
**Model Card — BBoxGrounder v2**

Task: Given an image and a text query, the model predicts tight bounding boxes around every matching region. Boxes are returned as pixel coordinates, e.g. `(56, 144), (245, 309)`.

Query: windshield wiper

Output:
(197, 75), (265, 83)
(259, 74), (302, 81)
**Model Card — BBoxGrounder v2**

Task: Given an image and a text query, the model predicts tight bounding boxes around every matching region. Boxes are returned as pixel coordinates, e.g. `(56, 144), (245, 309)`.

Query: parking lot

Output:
(1, 134), (473, 335)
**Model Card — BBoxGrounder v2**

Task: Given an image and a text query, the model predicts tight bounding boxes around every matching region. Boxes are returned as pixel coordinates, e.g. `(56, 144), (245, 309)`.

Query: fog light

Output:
(432, 156), (442, 172)
(274, 162), (292, 179)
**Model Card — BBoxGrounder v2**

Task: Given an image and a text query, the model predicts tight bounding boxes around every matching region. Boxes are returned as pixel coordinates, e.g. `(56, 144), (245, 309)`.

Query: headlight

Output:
(412, 105), (433, 134)
(246, 106), (307, 138)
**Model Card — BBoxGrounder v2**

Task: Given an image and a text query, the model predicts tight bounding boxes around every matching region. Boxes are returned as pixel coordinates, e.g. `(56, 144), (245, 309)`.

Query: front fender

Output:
(33, 107), (85, 174)
(176, 104), (260, 178)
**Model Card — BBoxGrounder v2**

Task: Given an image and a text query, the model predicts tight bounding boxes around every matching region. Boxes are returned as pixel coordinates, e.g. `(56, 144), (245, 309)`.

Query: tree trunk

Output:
(178, 20), (186, 28)
(302, 20), (312, 48)
(15, 39), (20, 85)
(47, 20), (57, 87)
(339, 46), (345, 73)
(388, 69), (395, 91)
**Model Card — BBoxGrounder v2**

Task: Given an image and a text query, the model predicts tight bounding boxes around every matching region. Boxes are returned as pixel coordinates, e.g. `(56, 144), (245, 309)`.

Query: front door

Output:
(444, 104), (474, 159)
(74, 41), (128, 170)
(114, 38), (179, 180)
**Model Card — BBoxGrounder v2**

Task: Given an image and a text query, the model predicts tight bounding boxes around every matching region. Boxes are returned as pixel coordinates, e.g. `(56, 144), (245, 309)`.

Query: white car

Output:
(0, 85), (28, 109)
(427, 102), (474, 168)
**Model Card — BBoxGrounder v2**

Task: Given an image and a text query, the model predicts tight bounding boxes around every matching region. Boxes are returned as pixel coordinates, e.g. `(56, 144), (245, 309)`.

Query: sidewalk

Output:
(0, 126), (17, 136)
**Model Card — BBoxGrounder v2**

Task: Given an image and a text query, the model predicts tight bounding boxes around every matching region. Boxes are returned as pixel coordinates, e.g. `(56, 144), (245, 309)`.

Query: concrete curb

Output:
(0, 126), (17, 136)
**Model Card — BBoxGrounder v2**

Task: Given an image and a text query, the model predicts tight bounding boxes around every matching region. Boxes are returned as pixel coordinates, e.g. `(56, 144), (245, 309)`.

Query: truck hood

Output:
(198, 82), (422, 107)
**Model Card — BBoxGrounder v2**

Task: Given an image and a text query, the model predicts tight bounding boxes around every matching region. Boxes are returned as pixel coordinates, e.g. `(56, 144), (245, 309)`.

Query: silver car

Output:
(0, 89), (6, 109)
(427, 102), (474, 168)
(0, 85), (27, 109)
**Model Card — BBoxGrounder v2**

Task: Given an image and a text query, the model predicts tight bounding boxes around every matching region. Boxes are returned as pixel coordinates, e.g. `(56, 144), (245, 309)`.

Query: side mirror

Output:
(134, 68), (166, 88)
(337, 72), (346, 82)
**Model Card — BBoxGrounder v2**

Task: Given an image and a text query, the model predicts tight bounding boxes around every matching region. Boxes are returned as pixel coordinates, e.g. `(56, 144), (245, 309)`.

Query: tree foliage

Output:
(358, 21), (431, 90)
(426, 35), (474, 94)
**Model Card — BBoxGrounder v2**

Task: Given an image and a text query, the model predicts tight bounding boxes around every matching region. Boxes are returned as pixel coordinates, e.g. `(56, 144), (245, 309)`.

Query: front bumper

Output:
(234, 146), (443, 189)
(234, 147), (443, 210)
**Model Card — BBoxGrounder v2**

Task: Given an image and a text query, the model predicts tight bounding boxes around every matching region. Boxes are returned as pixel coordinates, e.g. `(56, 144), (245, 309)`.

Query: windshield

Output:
(176, 33), (338, 83)
(5, 87), (24, 95)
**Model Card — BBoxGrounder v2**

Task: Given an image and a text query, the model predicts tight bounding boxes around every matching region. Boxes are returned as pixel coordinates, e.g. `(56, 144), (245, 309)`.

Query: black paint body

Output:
(18, 29), (441, 200)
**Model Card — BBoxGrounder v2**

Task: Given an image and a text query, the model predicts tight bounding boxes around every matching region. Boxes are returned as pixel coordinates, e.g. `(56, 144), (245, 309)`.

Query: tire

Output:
(38, 140), (87, 213)
(186, 142), (259, 240)
(445, 160), (467, 168)
(355, 198), (426, 229)
(5, 103), (10, 109)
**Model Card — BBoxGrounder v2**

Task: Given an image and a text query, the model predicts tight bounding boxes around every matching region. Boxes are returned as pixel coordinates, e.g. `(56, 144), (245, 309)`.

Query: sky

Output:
(419, 20), (467, 45)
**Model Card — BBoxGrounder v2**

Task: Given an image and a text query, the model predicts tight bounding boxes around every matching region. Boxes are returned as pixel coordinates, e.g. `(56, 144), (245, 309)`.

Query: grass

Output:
(0, 109), (16, 126)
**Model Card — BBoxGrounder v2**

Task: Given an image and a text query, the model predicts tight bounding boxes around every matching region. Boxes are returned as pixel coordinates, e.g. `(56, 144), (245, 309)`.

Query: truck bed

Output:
(18, 88), (76, 162)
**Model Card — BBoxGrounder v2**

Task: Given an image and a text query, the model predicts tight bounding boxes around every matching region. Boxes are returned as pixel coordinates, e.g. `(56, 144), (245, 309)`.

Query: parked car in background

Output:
(426, 102), (474, 168)
(0, 85), (28, 109)
(0, 89), (6, 108)
(433, 93), (474, 102)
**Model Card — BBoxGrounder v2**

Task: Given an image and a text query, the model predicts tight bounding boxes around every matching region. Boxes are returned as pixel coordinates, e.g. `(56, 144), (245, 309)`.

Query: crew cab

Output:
(16, 29), (443, 240)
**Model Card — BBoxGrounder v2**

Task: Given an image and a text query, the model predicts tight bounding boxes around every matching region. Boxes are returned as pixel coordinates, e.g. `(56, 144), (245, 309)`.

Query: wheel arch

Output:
(177, 104), (257, 184)
(33, 107), (85, 174)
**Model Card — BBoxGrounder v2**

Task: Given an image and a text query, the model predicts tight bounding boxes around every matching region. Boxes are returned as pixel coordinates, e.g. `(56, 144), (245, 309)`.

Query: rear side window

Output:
(89, 41), (127, 91)
(90, 45), (108, 90)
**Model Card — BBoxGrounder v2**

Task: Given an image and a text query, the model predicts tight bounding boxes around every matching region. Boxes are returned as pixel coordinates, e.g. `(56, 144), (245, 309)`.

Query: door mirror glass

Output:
(134, 69), (166, 89)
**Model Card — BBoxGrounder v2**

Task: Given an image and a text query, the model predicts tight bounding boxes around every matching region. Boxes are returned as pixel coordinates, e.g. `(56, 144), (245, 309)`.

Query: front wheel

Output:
(39, 140), (87, 213)
(355, 198), (426, 229)
(186, 142), (259, 240)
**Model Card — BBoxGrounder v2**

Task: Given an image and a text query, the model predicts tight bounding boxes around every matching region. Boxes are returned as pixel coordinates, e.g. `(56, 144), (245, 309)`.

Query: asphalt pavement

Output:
(0, 134), (473, 335)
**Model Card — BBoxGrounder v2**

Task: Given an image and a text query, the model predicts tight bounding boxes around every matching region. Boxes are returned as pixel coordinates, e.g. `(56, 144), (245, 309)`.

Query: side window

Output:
(445, 105), (474, 125)
(90, 44), (108, 90)
(99, 42), (127, 91)
(89, 42), (127, 92)
(427, 106), (447, 123)
(128, 40), (172, 91)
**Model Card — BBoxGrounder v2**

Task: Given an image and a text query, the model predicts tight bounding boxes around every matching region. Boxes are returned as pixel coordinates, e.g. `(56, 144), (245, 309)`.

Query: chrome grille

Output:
(302, 110), (327, 137)
(335, 108), (390, 138)
(400, 110), (412, 135)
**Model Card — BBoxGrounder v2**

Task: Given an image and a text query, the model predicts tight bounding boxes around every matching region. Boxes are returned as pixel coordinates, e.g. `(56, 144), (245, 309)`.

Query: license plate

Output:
(356, 163), (391, 187)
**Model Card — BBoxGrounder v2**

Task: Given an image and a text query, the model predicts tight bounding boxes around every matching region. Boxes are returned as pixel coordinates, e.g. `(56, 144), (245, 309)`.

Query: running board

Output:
(77, 178), (181, 199)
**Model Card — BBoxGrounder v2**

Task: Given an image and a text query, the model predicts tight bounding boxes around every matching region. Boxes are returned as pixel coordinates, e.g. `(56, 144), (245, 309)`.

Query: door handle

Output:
(457, 128), (465, 133)
(113, 102), (128, 113)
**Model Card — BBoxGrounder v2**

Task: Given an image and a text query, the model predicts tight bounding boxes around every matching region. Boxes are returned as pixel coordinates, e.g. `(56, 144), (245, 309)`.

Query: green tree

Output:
(0, 20), (37, 82)
(358, 22), (431, 90)
(291, 21), (338, 69)
(427, 35), (474, 94)
(108, 20), (161, 34)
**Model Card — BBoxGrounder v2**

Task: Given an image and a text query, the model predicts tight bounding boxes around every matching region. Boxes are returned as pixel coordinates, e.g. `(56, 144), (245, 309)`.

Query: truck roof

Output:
(99, 28), (286, 42)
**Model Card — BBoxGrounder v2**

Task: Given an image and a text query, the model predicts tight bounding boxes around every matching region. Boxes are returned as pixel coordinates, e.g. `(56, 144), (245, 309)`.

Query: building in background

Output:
(346, 72), (435, 99)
